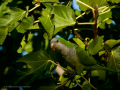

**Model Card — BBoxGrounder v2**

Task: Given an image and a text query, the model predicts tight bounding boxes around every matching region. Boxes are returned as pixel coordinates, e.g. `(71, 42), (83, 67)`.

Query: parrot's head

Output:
(50, 37), (77, 51)
(50, 37), (63, 51)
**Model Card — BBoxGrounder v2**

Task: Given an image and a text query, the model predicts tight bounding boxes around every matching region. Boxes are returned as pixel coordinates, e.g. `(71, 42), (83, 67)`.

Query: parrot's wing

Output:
(75, 46), (97, 66)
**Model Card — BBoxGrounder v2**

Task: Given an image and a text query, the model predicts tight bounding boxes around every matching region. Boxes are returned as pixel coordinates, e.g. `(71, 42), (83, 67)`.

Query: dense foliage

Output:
(1, 0), (120, 90)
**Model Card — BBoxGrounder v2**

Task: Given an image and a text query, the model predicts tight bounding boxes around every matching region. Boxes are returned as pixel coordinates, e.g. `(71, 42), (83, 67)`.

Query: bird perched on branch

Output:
(50, 37), (119, 75)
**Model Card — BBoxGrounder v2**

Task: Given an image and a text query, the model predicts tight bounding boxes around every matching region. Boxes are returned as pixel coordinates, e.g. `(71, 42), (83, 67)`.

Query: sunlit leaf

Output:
(54, 5), (76, 34)
(0, 7), (25, 26)
(105, 39), (120, 48)
(77, 0), (108, 11)
(88, 36), (104, 55)
(0, 0), (12, 17)
(98, 11), (112, 29)
(16, 16), (34, 33)
(73, 38), (85, 49)
(39, 9), (54, 39)
(0, 26), (8, 45)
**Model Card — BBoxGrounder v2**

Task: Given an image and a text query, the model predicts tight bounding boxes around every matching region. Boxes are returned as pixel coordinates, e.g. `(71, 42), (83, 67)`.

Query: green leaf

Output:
(77, 0), (108, 11)
(105, 39), (120, 48)
(54, 5), (76, 34)
(39, 9), (54, 39)
(13, 50), (52, 83)
(88, 36), (104, 55)
(98, 11), (112, 29)
(82, 81), (91, 90)
(91, 70), (106, 81)
(16, 16), (34, 33)
(0, 26), (8, 45)
(108, 0), (120, 3)
(0, 0), (12, 17)
(107, 46), (120, 74)
(0, 7), (25, 26)
(73, 38), (85, 49)
(99, 50), (105, 56)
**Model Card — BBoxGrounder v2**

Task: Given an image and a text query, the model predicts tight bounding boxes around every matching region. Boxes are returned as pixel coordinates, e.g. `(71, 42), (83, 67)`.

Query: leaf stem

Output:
(99, 9), (111, 15)
(34, 20), (40, 24)
(81, 75), (97, 90)
(101, 6), (109, 12)
(97, 18), (109, 28)
(76, 12), (86, 20)
(77, 22), (95, 25)
(74, 77), (83, 88)
(49, 60), (67, 71)
(76, 0), (94, 11)
(98, 6), (108, 10)
(29, 4), (40, 12)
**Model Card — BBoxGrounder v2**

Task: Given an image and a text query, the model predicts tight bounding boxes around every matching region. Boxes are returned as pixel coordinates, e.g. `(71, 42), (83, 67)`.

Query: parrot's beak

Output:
(50, 43), (56, 51)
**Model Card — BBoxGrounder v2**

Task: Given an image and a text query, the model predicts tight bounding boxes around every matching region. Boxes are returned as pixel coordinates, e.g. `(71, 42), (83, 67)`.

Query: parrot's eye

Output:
(56, 40), (59, 42)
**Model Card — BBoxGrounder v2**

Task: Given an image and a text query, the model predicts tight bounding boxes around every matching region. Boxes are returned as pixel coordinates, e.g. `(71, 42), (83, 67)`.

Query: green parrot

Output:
(50, 37), (118, 75)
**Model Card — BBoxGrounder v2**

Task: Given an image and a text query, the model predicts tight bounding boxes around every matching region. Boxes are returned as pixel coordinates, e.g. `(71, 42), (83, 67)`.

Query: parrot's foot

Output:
(65, 69), (77, 78)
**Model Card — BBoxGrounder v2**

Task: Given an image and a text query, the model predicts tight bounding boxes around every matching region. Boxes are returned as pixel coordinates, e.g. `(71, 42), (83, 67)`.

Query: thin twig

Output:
(76, 0), (94, 11)
(49, 60), (67, 71)
(101, 6), (109, 12)
(93, 6), (99, 39)
(76, 12), (86, 20)
(66, 1), (70, 7)
(29, 4), (40, 12)
(77, 22), (95, 25)
(99, 9), (111, 15)
(74, 77), (83, 88)
(81, 75), (97, 90)
(98, 6), (108, 10)
(34, 20), (40, 24)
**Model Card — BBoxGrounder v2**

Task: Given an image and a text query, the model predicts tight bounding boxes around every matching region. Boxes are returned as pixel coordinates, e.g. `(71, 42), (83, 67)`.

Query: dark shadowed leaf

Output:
(12, 50), (52, 84)
(82, 81), (91, 90)
(107, 46), (120, 75)
(88, 36), (104, 55)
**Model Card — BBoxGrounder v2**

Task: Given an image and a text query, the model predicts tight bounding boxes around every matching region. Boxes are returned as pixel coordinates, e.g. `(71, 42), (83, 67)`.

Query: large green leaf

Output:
(54, 5), (76, 34)
(39, 9), (54, 39)
(107, 46), (120, 75)
(0, 7), (25, 26)
(16, 16), (34, 33)
(0, 26), (8, 45)
(13, 50), (52, 83)
(88, 36), (104, 55)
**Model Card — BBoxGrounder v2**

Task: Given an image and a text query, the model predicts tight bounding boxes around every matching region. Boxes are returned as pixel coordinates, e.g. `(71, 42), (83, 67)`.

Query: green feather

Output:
(56, 37), (77, 48)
